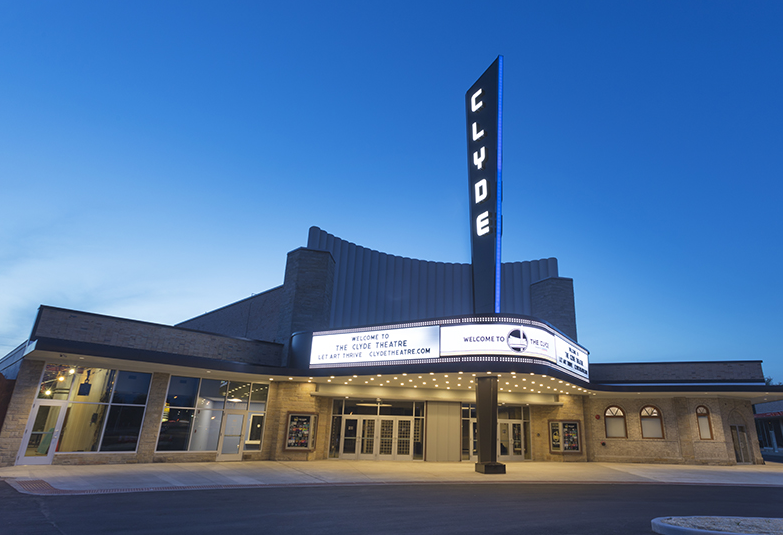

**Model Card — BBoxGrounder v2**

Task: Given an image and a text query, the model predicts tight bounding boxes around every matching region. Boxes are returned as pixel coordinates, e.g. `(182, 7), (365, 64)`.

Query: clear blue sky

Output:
(1, 2), (782, 380)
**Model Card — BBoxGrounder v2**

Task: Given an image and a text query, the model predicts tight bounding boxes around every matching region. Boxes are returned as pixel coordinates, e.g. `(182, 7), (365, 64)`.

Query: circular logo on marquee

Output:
(507, 329), (528, 352)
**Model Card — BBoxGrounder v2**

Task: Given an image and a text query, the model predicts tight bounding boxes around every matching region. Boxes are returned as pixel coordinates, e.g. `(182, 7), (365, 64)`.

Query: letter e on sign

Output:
(476, 211), (490, 236)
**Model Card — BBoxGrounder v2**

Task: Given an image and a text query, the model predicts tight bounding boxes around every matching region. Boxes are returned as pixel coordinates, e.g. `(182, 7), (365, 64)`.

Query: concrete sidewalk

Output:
(2, 460), (783, 496)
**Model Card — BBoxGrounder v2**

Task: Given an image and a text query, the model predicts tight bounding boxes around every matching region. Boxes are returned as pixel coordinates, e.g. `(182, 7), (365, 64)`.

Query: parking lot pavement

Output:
(2, 460), (783, 495)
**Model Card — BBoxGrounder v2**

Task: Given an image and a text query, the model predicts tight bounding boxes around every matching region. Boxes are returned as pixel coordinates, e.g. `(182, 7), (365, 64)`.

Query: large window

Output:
(37, 364), (151, 453)
(640, 405), (664, 439)
(604, 406), (627, 438)
(696, 406), (713, 440)
(157, 376), (268, 453)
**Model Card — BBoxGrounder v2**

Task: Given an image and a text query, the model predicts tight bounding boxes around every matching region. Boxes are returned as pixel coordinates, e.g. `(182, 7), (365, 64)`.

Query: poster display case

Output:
(285, 413), (317, 451)
(549, 420), (581, 453)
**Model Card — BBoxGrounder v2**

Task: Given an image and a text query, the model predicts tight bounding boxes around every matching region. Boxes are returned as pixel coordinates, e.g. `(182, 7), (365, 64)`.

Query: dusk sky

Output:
(2, 3), (782, 381)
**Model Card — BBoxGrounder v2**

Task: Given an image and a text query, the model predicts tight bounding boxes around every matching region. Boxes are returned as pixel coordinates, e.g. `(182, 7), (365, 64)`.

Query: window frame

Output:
(35, 364), (151, 455)
(696, 405), (713, 440)
(640, 405), (665, 439)
(156, 375), (270, 453)
(604, 406), (627, 438)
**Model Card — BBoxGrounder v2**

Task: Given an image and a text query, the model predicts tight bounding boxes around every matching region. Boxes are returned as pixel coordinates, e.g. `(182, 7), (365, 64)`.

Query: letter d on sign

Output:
(474, 179), (488, 203)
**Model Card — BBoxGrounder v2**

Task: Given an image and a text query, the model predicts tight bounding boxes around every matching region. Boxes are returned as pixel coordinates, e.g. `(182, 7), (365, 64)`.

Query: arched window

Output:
(696, 406), (713, 440)
(640, 406), (664, 439)
(604, 406), (627, 438)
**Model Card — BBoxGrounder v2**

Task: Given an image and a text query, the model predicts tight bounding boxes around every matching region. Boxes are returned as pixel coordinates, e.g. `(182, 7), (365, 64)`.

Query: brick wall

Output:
(33, 306), (282, 366)
(0, 374), (16, 433)
(177, 286), (284, 342)
(0, 359), (44, 467)
(583, 396), (760, 465)
(530, 394), (587, 462)
(262, 381), (331, 461)
(590, 361), (764, 383)
(530, 277), (578, 341)
(276, 248), (335, 363)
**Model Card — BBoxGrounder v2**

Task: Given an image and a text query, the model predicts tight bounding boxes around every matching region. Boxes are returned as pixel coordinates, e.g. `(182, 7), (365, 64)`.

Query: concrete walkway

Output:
(2, 460), (783, 496)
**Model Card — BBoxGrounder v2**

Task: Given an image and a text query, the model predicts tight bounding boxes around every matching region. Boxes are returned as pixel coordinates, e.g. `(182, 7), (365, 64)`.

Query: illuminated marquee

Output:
(309, 318), (589, 380)
(466, 56), (503, 314)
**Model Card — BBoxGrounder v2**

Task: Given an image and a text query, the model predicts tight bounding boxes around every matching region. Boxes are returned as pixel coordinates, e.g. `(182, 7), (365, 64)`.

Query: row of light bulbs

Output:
(267, 372), (595, 396)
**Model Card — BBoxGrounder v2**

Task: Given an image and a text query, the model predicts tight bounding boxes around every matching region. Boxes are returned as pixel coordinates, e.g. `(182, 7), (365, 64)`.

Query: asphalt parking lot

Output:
(3, 480), (783, 535)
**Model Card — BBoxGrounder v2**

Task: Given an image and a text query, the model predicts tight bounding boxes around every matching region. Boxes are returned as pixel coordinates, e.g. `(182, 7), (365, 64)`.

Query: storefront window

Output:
(59, 404), (108, 452)
(112, 372), (152, 405)
(249, 384), (268, 411)
(101, 405), (145, 451)
(225, 382), (250, 410)
(190, 409), (223, 451)
(166, 376), (199, 408)
(37, 365), (77, 400)
(35, 364), (151, 454)
(157, 408), (194, 451)
(198, 379), (227, 410)
(157, 376), (269, 454)
(68, 368), (115, 403)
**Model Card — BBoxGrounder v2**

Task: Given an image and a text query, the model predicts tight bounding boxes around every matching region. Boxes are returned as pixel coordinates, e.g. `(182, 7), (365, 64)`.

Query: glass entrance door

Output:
(341, 417), (414, 460)
(217, 411), (245, 461)
(17, 401), (67, 465)
(463, 414), (531, 462)
(498, 421), (525, 461)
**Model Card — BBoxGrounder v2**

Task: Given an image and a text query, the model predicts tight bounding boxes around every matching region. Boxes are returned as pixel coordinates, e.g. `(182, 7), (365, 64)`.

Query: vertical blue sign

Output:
(465, 56), (503, 314)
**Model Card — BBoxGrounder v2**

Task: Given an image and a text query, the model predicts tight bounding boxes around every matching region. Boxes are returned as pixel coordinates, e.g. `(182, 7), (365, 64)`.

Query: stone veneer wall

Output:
(260, 381), (331, 461)
(0, 359), (45, 467)
(530, 394), (587, 462)
(584, 396), (763, 465)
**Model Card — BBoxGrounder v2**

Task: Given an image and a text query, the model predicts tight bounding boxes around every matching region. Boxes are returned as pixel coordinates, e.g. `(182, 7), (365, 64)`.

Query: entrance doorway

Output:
(462, 404), (531, 462)
(217, 411), (245, 461)
(329, 399), (424, 461)
(17, 400), (67, 465)
(346, 417), (413, 460)
(730, 425), (751, 464)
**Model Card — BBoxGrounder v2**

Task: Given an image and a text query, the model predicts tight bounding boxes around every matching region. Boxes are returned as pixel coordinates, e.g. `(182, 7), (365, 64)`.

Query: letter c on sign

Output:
(471, 89), (484, 112)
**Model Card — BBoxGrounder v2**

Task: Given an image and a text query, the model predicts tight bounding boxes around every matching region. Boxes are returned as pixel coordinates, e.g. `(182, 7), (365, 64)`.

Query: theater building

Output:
(1, 58), (780, 470)
(0, 226), (779, 469)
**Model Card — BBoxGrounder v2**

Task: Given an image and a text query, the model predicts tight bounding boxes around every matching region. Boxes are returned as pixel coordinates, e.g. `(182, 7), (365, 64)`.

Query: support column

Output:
(475, 376), (505, 474)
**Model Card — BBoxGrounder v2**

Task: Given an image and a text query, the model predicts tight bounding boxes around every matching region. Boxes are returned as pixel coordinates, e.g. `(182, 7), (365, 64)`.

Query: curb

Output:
(651, 517), (783, 535)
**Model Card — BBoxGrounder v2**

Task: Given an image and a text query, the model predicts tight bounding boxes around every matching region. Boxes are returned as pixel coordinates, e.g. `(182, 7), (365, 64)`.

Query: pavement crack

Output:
(35, 496), (67, 535)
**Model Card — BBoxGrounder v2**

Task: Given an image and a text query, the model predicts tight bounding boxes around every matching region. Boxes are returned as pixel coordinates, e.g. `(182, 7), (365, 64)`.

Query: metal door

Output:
(731, 425), (751, 464)
(341, 418), (359, 458)
(217, 411), (245, 461)
(17, 401), (67, 465)
(498, 421), (525, 461)
(358, 418), (376, 459)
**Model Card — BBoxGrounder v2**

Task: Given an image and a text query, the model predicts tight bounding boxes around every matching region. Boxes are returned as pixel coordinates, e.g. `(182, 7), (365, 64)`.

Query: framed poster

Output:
(285, 413), (316, 451)
(549, 421), (581, 453)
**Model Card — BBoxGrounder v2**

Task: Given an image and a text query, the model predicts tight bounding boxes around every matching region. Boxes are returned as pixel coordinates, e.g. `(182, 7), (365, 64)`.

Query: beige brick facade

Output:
(0, 359), (45, 467)
(261, 382), (331, 461)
